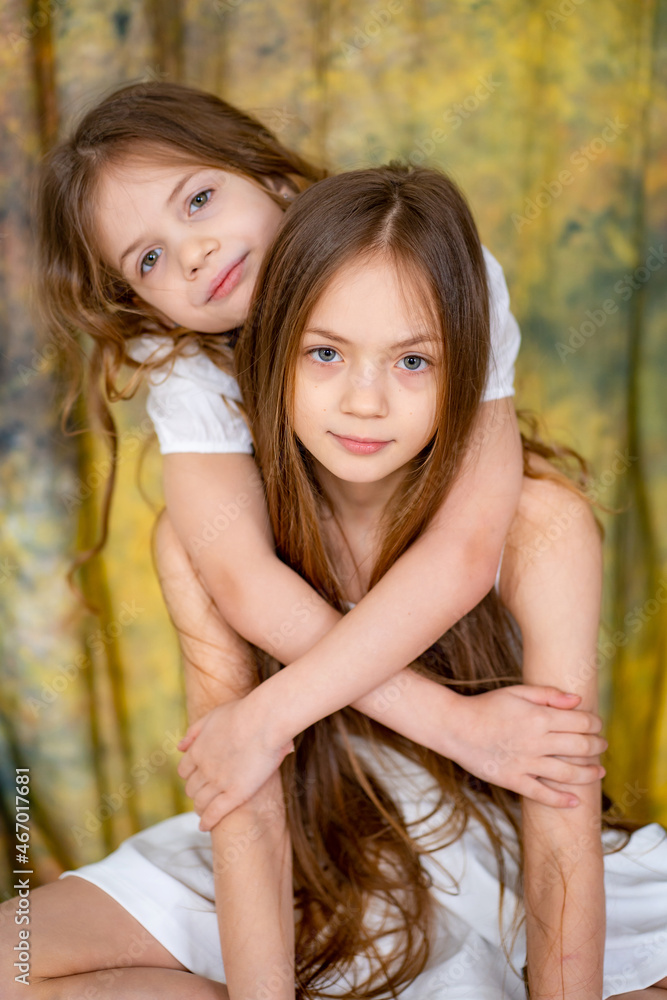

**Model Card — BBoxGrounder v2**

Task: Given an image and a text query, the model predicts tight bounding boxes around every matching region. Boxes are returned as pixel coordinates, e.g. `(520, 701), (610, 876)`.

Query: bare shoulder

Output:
(499, 455), (602, 607)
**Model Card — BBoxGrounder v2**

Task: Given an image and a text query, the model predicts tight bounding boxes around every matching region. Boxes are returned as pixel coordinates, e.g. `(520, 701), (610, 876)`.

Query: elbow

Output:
(466, 531), (506, 596)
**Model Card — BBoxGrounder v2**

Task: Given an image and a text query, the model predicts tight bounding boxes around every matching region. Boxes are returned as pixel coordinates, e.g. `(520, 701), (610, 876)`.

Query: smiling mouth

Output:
(207, 254), (248, 302)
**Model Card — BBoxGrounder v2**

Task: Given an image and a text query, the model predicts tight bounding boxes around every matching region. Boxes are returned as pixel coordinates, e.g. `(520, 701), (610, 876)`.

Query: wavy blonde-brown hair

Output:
(33, 80), (326, 584)
(237, 164), (634, 997)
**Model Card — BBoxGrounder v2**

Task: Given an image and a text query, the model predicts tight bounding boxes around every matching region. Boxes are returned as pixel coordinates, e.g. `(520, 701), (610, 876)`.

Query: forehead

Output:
(98, 154), (205, 198)
(307, 254), (441, 339)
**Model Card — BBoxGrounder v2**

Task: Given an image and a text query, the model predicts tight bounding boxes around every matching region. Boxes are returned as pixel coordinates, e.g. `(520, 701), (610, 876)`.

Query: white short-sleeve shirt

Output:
(126, 246), (519, 456)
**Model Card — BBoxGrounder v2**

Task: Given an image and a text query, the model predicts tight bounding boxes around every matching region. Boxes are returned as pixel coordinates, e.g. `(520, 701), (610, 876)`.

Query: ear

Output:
(264, 174), (296, 203)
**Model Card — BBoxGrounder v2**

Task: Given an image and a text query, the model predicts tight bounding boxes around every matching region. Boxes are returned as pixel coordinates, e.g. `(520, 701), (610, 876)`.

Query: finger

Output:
(546, 734), (608, 757)
(177, 719), (204, 751)
(519, 778), (579, 809)
(177, 755), (196, 780)
(184, 772), (210, 801)
(199, 794), (237, 832)
(548, 710), (603, 734)
(533, 758), (606, 786)
(515, 685), (582, 707)
(192, 782), (219, 817)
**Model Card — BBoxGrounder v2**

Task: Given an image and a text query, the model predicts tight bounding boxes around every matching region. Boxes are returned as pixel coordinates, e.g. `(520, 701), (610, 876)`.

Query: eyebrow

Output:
(303, 328), (440, 352)
(117, 169), (199, 268)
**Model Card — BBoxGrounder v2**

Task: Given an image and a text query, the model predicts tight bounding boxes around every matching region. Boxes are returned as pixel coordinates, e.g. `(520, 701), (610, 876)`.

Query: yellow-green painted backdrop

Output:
(1, 0), (666, 897)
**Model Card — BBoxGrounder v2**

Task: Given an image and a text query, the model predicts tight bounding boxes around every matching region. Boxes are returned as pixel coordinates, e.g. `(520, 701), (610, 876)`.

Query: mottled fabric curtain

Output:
(0, 0), (665, 897)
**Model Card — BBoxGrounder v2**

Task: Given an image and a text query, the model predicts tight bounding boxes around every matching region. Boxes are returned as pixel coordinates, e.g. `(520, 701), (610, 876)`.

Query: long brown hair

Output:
(238, 164), (634, 997)
(33, 81), (326, 586)
(238, 164), (526, 996)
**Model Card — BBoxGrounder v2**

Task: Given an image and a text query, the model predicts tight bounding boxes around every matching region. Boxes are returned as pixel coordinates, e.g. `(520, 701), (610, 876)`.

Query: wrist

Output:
(435, 686), (467, 760)
(247, 674), (297, 751)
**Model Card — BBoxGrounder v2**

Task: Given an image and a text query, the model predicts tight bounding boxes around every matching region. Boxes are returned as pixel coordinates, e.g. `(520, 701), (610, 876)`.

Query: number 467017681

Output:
(15, 769), (30, 862)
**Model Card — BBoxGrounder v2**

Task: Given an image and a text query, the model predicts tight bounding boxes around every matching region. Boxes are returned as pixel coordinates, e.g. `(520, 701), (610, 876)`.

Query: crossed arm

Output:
(170, 400), (602, 828)
(163, 418), (607, 998)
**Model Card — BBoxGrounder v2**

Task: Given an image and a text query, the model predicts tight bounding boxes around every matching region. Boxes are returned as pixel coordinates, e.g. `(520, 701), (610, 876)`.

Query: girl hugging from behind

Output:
(36, 81), (597, 821)
(21, 82), (667, 1000)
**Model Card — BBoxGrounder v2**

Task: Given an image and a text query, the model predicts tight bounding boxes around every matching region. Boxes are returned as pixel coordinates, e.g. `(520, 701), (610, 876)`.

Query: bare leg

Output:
(0, 513), (292, 998)
(152, 511), (295, 999)
(0, 878), (227, 998)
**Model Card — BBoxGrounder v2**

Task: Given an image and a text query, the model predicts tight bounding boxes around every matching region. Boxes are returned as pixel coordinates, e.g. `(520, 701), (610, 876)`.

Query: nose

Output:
(340, 364), (389, 419)
(178, 235), (219, 277)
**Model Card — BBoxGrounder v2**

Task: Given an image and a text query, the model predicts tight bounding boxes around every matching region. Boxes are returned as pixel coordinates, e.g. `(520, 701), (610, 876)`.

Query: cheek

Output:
(412, 388), (438, 441)
(292, 372), (311, 429)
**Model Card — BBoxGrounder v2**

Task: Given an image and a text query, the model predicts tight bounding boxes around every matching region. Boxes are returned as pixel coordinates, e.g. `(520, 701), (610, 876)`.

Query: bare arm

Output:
(166, 398), (522, 740)
(163, 527), (294, 1000)
(500, 472), (605, 1000)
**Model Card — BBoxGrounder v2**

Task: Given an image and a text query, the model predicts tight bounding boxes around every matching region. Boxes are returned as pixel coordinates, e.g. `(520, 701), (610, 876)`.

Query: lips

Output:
(330, 433), (391, 455)
(207, 254), (247, 302)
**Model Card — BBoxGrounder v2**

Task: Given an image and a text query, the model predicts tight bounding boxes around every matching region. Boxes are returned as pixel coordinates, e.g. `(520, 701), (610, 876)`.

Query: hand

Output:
(445, 686), (607, 808)
(176, 697), (294, 832)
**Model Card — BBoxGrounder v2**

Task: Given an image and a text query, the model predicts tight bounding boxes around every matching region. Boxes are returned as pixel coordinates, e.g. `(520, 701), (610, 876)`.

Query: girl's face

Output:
(293, 257), (440, 495)
(95, 157), (286, 333)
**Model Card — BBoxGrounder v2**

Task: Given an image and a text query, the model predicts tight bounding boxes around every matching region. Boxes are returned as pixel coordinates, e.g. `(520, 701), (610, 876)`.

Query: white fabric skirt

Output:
(60, 742), (667, 998)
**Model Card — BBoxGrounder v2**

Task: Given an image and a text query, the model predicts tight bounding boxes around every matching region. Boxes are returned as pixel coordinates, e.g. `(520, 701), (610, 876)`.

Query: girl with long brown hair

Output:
(4, 143), (666, 995)
(19, 81), (610, 991)
(32, 81), (596, 819)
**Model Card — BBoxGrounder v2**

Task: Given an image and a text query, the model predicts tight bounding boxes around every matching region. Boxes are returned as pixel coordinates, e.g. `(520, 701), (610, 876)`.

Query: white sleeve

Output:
(482, 246), (521, 402)
(125, 335), (253, 455)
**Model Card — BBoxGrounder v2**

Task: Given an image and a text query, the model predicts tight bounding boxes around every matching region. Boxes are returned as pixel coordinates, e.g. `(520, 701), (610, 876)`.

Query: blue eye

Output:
(140, 247), (163, 275)
(397, 355), (428, 372)
(190, 189), (212, 213)
(310, 347), (341, 364)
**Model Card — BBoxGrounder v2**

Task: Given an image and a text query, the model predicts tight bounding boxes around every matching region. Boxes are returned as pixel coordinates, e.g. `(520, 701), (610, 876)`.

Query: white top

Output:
(126, 246), (520, 456)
